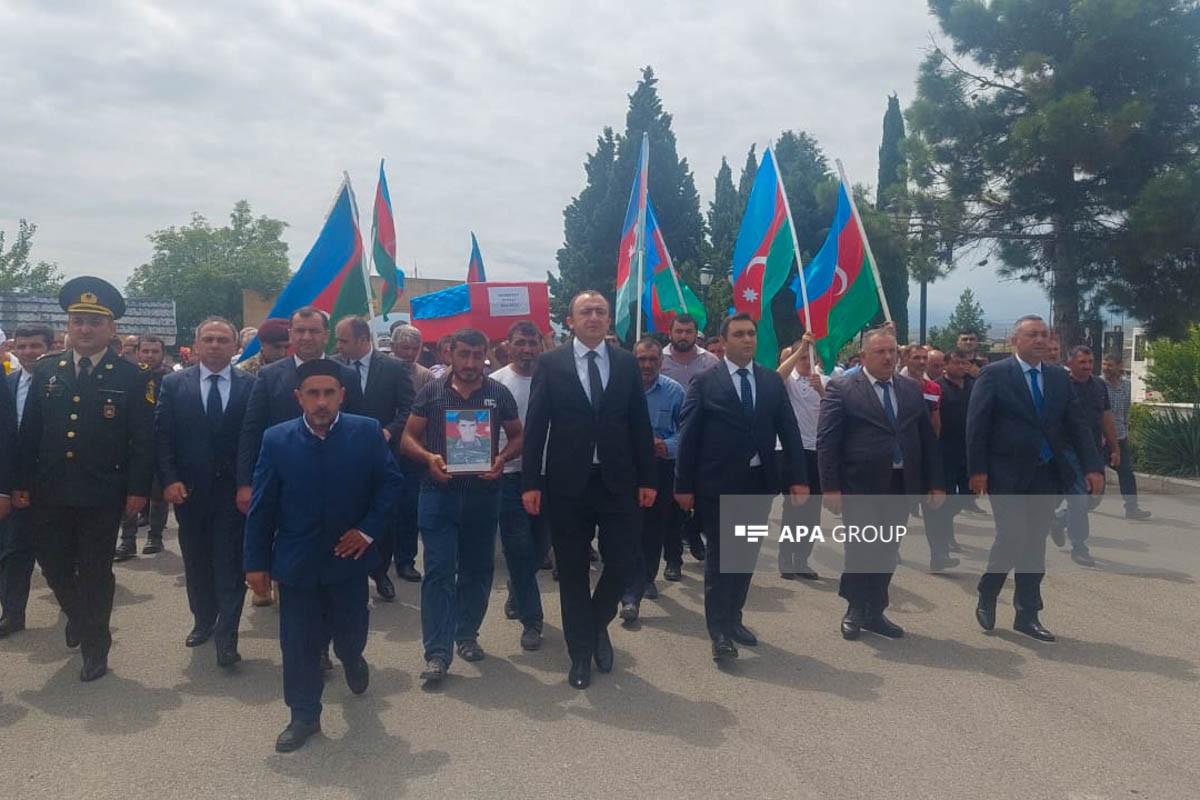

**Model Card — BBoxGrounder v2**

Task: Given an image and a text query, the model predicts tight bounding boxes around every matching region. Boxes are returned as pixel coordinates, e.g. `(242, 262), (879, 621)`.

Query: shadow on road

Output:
(17, 660), (183, 735)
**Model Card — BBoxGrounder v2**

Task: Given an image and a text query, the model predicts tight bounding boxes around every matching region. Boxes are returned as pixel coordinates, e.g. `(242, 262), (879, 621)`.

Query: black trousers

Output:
(547, 471), (637, 660)
(0, 508), (36, 621)
(280, 577), (369, 724)
(175, 483), (246, 650)
(697, 466), (771, 640)
(393, 463), (421, 570)
(779, 450), (822, 572)
(120, 480), (168, 543)
(625, 459), (675, 602)
(978, 464), (1059, 615)
(924, 460), (968, 558)
(838, 470), (909, 614)
(33, 503), (124, 659)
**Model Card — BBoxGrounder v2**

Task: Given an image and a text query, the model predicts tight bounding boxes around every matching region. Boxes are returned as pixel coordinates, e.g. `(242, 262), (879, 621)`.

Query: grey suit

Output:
(817, 370), (942, 613)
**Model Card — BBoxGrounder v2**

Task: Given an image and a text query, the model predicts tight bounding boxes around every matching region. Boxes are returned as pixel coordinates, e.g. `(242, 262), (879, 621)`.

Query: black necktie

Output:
(206, 374), (223, 427)
(354, 360), (365, 390)
(585, 351), (603, 413)
(737, 367), (754, 419)
(78, 356), (92, 388)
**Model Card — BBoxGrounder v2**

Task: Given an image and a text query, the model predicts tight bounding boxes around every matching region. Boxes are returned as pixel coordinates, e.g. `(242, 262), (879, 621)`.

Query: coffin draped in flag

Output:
(373, 160), (403, 319)
(792, 180), (880, 372)
(240, 175), (368, 361)
(411, 282), (551, 341)
(640, 198), (706, 333)
(731, 148), (795, 365)
(466, 232), (487, 282)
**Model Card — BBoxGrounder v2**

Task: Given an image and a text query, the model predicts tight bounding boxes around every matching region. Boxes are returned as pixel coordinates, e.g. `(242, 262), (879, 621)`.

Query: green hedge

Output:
(1128, 404), (1200, 477)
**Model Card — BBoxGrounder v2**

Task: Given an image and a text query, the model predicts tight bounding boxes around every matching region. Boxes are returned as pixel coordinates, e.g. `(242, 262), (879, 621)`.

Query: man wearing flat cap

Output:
(13, 277), (156, 682)
(244, 358), (403, 753)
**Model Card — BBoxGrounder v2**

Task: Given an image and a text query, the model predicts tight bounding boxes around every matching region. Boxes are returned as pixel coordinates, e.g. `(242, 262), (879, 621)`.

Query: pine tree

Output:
(550, 67), (706, 331)
(873, 93), (911, 342)
(703, 157), (739, 333)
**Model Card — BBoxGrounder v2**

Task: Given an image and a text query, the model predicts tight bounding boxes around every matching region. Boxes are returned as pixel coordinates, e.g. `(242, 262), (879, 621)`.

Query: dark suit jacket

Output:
(332, 350), (414, 449)
(235, 356), (364, 486)
(244, 413), (403, 587)
(817, 370), (943, 495)
(0, 370), (16, 495)
(965, 356), (1103, 493)
(674, 361), (807, 496)
(521, 339), (655, 497)
(154, 365), (253, 502)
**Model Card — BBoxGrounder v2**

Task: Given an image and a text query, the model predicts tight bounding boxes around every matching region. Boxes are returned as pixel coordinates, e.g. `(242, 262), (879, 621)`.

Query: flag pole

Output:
(835, 159), (892, 324)
(345, 170), (376, 317)
(770, 148), (816, 365)
(634, 132), (649, 341)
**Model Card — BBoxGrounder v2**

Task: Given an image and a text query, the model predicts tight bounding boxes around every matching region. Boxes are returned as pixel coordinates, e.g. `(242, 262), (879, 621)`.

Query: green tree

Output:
(875, 93), (912, 342)
(1146, 325), (1200, 403)
(550, 67), (707, 333)
(906, 0), (1200, 347)
(929, 287), (989, 350)
(703, 157), (739, 334)
(126, 201), (290, 344)
(0, 220), (63, 294)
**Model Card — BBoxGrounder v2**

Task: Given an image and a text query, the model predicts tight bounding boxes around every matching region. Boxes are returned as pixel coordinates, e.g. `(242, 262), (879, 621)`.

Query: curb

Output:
(1129, 471), (1200, 496)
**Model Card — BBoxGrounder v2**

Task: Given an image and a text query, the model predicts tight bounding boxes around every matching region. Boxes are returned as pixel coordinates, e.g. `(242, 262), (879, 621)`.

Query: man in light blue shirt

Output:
(620, 336), (684, 622)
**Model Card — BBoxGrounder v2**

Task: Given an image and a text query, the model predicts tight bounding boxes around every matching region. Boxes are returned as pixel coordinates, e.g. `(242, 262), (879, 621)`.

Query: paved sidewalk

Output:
(1, 492), (1198, 799)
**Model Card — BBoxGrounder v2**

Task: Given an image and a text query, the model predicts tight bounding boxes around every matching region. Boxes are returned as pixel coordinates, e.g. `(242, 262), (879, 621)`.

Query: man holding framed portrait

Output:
(401, 328), (522, 684)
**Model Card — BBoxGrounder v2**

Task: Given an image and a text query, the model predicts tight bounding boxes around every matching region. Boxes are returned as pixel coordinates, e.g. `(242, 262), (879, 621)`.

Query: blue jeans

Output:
(499, 474), (543, 628)
(419, 483), (501, 664)
(1055, 450), (1099, 551)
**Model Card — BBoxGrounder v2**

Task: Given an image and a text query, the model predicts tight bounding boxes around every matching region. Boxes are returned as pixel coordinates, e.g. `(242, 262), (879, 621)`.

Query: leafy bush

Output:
(1132, 407), (1200, 477)
(1146, 325), (1200, 403)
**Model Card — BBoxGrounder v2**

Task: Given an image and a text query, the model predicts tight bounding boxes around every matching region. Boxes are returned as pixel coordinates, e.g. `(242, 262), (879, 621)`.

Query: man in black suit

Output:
(967, 315), (1103, 641)
(156, 317), (254, 666)
(817, 327), (944, 641)
(0, 323), (50, 638)
(333, 315), (414, 601)
(236, 306), (364, 516)
(674, 312), (808, 661)
(521, 290), (656, 689)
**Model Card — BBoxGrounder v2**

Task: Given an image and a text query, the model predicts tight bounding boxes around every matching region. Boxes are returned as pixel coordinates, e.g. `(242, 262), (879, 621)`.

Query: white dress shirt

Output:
(866, 371), (903, 468)
(1014, 353), (1043, 403)
(198, 363), (233, 411)
(784, 369), (829, 451)
(725, 357), (761, 467)
(14, 368), (32, 427)
(573, 338), (609, 464)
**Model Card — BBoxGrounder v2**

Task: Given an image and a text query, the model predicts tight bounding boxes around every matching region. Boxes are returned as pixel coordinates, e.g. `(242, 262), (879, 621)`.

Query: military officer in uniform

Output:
(13, 277), (155, 682)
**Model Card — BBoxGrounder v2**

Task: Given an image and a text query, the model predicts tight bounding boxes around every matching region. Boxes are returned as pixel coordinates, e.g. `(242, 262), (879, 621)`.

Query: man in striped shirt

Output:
(1102, 353), (1150, 520)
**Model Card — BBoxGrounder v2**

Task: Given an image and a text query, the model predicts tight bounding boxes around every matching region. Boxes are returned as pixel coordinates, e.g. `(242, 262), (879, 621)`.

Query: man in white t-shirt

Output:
(488, 321), (546, 652)
(776, 334), (828, 580)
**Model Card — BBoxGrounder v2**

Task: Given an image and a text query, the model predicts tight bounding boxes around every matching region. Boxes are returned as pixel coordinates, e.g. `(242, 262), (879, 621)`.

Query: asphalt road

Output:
(2, 489), (1198, 800)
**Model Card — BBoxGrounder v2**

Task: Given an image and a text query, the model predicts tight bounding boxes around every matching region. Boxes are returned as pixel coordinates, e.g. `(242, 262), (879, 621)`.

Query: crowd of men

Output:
(0, 275), (1150, 754)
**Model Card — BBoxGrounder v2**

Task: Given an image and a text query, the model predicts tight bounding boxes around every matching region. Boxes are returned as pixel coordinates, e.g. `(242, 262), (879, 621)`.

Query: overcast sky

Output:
(0, 0), (1048, 328)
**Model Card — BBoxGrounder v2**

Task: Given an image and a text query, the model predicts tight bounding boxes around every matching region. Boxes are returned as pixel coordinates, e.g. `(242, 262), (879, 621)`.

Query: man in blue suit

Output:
(245, 359), (403, 753)
(155, 317), (253, 666)
(967, 315), (1104, 641)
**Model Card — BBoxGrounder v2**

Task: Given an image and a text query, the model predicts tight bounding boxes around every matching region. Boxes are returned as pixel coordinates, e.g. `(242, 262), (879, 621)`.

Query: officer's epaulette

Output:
(38, 350), (66, 361)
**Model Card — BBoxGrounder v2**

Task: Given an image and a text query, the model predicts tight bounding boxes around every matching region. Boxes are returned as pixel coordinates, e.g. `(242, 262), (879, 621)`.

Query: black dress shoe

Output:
(0, 616), (26, 638)
(929, 554), (960, 572)
(142, 536), (163, 555)
(456, 638), (485, 662)
(373, 572), (396, 601)
(113, 542), (137, 562)
(420, 657), (448, 683)
(80, 654), (108, 682)
(504, 593), (518, 620)
(568, 657), (591, 689)
(689, 544), (707, 562)
(65, 621), (80, 649)
(863, 613), (905, 638)
(396, 563), (422, 582)
(344, 656), (369, 694)
(780, 562), (819, 580)
(711, 634), (738, 661)
(520, 625), (543, 651)
(1014, 615), (1056, 642)
(947, 538), (966, 552)
(643, 580), (658, 600)
(1070, 549), (1096, 567)
(730, 623), (758, 647)
(275, 720), (321, 753)
(618, 601), (639, 623)
(663, 563), (682, 582)
(594, 627), (614, 673)
(1125, 508), (1152, 520)
(185, 625), (214, 647)
(841, 608), (865, 640)
(217, 645), (242, 668)
(975, 601), (997, 631)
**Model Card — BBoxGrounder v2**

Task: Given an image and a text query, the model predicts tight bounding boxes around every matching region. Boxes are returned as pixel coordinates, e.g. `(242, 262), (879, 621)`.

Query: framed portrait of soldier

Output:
(444, 409), (493, 473)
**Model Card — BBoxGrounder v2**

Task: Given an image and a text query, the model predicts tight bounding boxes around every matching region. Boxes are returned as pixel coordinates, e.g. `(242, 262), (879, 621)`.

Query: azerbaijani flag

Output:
(238, 174), (368, 361)
(614, 133), (648, 340)
(731, 147), (795, 365)
(640, 198), (707, 333)
(793, 180), (880, 372)
(373, 159), (403, 319)
(466, 232), (486, 282)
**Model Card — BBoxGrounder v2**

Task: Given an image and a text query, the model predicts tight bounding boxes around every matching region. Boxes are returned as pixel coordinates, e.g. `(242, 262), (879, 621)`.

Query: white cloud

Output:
(0, 0), (1044, 324)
